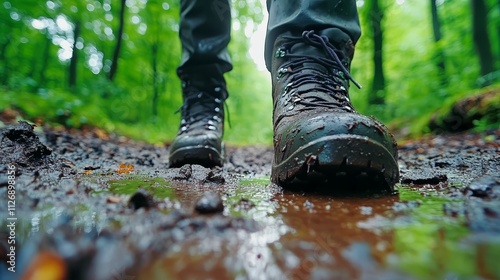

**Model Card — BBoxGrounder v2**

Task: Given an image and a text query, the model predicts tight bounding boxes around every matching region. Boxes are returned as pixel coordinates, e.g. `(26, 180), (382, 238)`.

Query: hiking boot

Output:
(270, 29), (399, 190)
(168, 73), (227, 168)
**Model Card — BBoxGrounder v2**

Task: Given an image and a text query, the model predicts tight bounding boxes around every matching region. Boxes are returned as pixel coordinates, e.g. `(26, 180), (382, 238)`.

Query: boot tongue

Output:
(289, 42), (328, 73)
(287, 28), (353, 73)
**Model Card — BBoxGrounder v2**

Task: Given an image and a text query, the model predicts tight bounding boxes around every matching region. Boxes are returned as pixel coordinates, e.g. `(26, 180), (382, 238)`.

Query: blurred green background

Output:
(0, 0), (499, 145)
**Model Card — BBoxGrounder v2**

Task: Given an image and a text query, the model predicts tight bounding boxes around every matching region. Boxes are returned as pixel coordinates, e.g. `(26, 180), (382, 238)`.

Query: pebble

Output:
(195, 191), (224, 214)
(128, 189), (153, 210)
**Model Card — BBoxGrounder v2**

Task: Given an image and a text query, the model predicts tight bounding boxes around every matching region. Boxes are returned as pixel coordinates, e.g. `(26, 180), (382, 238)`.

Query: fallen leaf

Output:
(21, 251), (66, 280)
(94, 128), (110, 140)
(116, 163), (134, 174)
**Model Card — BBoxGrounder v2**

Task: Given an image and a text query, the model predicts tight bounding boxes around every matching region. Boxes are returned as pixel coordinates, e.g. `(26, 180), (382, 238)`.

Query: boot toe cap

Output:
(272, 111), (399, 190)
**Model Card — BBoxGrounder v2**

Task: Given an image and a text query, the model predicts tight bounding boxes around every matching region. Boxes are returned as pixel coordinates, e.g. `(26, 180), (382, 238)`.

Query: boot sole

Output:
(271, 135), (399, 192)
(169, 144), (224, 168)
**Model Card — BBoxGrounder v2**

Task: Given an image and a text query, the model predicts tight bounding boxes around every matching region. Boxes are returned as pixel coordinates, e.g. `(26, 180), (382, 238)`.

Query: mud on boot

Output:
(168, 70), (227, 168)
(270, 29), (399, 191)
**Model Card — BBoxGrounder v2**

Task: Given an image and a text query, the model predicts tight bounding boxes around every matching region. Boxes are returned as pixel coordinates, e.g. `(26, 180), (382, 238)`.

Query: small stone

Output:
(128, 189), (153, 210)
(206, 170), (225, 183)
(107, 196), (121, 203)
(176, 164), (192, 180)
(303, 200), (314, 209)
(195, 191), (224, 214)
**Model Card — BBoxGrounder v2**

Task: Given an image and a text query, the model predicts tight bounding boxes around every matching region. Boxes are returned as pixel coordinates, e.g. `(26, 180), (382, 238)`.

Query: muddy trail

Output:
(0, 121), (499, 280)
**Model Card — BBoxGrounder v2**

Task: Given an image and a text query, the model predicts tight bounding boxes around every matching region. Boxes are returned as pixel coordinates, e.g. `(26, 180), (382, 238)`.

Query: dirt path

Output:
(0, 121), (499, 280)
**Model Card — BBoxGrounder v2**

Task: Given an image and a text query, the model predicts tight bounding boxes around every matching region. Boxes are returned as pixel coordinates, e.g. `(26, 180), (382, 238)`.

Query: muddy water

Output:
(3, 175), (499, 280)
(108, 177), (494, 280)
(134, 179), (399, 279)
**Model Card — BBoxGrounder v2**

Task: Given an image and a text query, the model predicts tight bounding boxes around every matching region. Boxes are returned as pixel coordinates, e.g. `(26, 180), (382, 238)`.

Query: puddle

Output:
(392, 186), (500, 279)
(132, 177), (500, 279)
(5, 173), (500, 279)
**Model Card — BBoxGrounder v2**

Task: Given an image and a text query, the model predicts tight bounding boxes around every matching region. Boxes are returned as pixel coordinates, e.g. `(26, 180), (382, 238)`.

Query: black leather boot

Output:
(168, 68), (227, 168)
(270, 29), (399, 190)
(170, 0), (231, 168)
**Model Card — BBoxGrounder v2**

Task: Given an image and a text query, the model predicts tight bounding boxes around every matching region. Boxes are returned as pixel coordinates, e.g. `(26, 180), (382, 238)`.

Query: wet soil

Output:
(0, 121), (499, 280)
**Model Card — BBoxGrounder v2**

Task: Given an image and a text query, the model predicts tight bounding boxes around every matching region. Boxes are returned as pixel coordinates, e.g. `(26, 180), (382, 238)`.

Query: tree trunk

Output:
(0, 35), (11, 85)
(152, 43), (159, 116)
(108, 0), (126, 81)
(38, 37), (52, 87)
(368, 0), (385, 105)
(69, 20), (80, 88)
(471, 0), (495, 82)
(430, 0), (447, 85)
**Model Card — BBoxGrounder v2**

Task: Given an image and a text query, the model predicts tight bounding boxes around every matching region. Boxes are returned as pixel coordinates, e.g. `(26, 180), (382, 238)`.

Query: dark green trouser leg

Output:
(264, 0), (362, 71)
(177, 0), (232, 87)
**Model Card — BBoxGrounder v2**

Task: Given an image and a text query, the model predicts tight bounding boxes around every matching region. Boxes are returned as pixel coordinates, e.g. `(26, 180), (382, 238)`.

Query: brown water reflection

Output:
(138, 179), (404, 279)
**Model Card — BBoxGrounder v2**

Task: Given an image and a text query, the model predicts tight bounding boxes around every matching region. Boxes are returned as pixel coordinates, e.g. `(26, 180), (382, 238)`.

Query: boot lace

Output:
(277, 30), (361, 113)
(177, 83), (225, 134)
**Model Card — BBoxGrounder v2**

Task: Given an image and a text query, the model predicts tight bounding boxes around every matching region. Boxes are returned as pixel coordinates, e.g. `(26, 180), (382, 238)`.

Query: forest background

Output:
(1, 0), (499, 145)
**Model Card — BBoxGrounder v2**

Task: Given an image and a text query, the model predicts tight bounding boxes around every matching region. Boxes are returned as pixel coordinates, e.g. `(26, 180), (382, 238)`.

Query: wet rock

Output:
(206, 169), (225, 183)
(190, 165), (211, 182)
(170, 165), (214, 183)
(0, 121), (54, 168)
(195, 191), (224, 214)
(400, 168), (447, 185)
(128, 189), (154, 210)
(174, 164), (192, 180)
(464, 175), (500, 198)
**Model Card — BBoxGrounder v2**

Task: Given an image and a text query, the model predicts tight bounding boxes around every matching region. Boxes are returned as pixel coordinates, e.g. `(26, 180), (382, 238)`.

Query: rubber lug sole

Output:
(169, 143), (224, 168)
(271, 135), (399, 192)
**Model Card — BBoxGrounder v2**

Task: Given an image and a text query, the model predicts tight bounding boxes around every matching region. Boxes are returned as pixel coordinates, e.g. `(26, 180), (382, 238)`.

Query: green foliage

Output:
(0, 0), (499, 144)
(0, 0), (271, 145)
(352, 0), (499, 137)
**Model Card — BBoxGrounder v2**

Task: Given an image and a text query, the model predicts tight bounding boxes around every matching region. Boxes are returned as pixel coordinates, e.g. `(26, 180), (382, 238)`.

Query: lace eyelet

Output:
(274, 48), (286, 58)
(277, 67), (288, 79)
